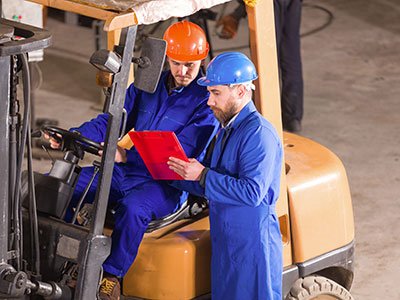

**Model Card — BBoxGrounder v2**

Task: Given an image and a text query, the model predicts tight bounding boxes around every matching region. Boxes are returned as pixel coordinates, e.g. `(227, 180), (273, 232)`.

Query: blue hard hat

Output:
(197, 52), (258, 86)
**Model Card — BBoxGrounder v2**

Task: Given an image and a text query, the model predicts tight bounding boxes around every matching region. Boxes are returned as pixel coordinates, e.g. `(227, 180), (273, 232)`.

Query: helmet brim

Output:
(197, 76), (258, 87)
(197, 76), (213, 86)
(166, 50), (209, 62)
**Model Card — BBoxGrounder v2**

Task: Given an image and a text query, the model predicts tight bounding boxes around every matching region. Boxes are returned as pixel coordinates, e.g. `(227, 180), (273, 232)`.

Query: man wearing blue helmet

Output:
(168, 52), (283, 300)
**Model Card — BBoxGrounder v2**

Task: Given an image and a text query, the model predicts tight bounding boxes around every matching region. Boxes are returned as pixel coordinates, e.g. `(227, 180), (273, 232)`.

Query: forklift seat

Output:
(103, 194), (208, 233)
(146, 195), (208, 233)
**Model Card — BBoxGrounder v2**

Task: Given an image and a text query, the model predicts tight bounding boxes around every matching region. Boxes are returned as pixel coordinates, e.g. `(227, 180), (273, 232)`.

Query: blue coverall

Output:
(66, 71), (219, 277)
(175, 101), (283, 299)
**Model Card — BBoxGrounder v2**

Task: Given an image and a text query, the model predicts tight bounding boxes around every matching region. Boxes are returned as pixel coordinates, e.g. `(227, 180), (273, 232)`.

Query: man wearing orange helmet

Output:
(46, 21), (218, 300)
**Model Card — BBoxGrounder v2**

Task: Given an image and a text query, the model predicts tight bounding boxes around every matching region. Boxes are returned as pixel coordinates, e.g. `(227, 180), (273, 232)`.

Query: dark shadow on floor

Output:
(324, 0), (400, 35)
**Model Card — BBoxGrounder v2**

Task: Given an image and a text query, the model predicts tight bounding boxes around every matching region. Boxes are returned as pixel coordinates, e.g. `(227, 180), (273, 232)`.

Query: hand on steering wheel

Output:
(41, 125), (103, 156)
(43, 131), (62, 149)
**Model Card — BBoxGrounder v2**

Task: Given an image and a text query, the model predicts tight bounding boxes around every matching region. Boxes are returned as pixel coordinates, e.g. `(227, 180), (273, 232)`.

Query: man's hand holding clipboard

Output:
(128, 131), (193, 180)
(167, 157), (205, 181)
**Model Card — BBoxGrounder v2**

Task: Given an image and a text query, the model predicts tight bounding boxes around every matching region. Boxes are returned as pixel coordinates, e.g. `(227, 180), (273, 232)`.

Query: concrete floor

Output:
(301, 1), (400, 299)
(28, 0), (400, 298)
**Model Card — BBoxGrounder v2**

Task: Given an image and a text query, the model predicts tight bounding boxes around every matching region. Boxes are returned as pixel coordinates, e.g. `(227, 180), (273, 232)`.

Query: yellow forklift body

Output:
(123, 215), (211, 299)
(284, 132), (355, 262)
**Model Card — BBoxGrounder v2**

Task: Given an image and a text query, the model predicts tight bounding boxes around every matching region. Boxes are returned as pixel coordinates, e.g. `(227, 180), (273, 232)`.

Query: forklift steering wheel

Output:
(42, 125), (103, 156)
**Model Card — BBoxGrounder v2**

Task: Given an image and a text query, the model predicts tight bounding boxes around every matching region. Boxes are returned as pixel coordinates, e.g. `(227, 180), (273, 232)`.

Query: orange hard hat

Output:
(163, 21), (209, 61)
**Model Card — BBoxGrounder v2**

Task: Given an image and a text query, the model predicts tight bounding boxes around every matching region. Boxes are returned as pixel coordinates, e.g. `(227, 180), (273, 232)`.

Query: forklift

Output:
(0, 0), (355, 299)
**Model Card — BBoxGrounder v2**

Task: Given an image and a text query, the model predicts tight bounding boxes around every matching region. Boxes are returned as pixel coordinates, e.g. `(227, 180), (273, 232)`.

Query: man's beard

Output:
(174, 75), (192, 87)
(212, 101), (239, 125)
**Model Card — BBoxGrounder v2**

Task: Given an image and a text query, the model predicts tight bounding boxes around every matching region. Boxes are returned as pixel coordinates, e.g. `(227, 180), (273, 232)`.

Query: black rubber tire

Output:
(286, 275), (354, 300)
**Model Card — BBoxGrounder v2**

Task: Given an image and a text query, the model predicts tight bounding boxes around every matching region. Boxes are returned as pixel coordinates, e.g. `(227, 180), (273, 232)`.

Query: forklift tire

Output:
(286, 275), (354, 300)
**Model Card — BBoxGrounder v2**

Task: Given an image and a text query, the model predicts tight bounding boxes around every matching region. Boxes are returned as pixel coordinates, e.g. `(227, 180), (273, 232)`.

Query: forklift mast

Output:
(0, 18), (52, 298)
(0, 18), (138, 299)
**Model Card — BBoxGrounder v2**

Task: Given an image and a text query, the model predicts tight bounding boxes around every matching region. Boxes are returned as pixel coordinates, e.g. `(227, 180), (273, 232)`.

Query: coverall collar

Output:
(214, 101), (257, 167)
(228, 100), (257, 130)
(222, 113), (239, 129)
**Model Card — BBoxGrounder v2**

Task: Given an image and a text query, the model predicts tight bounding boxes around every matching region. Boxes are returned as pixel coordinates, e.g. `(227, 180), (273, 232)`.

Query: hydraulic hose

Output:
(9, 55), (19, 250)
(13, 53), (31, 271)
(27, 120), (40, 275)
(18, 54), (41, 276)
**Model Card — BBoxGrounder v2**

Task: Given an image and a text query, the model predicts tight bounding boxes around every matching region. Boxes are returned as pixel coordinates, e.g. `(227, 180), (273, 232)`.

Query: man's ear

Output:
(237, 84), (247, 98)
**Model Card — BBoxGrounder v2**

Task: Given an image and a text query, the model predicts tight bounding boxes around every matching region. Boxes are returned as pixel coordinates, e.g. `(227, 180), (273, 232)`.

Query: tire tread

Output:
(286, 275), (354, 300)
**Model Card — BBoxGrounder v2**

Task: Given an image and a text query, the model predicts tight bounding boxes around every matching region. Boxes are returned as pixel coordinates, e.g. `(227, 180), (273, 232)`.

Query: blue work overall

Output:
(66, 71), (218, 277)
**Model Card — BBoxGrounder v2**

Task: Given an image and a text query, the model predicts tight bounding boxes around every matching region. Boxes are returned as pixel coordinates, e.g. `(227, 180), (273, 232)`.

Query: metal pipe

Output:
(74, 25), (137, 300)
(71, 164), (99, 224)
(0, 54), (11, 263)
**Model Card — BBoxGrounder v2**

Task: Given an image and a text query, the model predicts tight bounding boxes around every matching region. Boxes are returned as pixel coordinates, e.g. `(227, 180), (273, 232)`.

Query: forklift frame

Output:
(0, 0), (355, 299)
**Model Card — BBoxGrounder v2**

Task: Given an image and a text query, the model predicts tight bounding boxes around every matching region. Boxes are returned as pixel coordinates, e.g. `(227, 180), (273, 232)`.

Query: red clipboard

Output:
(128, 131), (189, 180)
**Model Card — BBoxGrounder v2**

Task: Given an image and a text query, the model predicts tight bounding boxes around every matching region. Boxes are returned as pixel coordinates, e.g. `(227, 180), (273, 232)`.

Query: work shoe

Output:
(99, 276), (121, 300)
